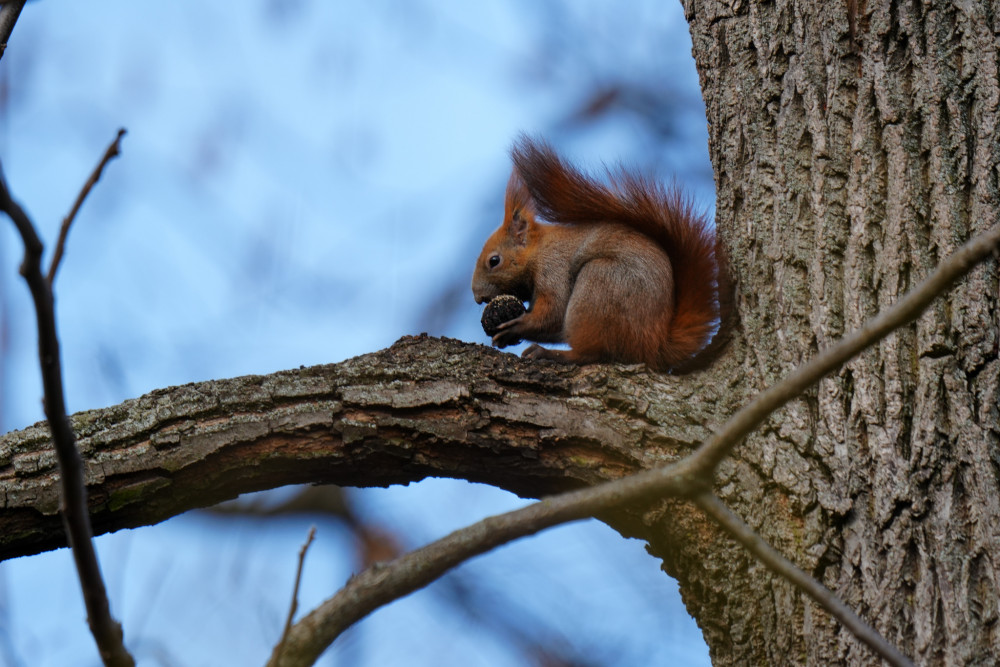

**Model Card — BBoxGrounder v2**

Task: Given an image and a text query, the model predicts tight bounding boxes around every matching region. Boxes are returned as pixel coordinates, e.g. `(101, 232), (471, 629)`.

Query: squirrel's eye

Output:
(488, 254), (501, 268)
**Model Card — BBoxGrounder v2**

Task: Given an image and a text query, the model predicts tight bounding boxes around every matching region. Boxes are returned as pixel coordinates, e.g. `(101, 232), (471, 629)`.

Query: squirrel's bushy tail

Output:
(511, 136), (730, 371)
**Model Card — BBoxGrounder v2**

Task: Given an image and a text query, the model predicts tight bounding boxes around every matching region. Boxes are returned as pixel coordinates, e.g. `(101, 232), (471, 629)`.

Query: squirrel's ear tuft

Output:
(505, 168), (534, 220)
(510, 209), (531, 245)
(505, 168), (534, 245)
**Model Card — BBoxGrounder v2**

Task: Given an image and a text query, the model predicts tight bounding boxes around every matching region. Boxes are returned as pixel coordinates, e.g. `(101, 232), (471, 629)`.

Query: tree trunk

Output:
(681, 0), (1000, 663)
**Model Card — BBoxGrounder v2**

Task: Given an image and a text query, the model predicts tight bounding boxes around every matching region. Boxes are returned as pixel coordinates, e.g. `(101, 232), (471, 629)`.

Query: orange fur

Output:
(472, 136), (730, 372)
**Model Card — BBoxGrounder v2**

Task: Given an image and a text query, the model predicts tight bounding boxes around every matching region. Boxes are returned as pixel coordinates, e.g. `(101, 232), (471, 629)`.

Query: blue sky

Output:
(0, 2), (715, 665)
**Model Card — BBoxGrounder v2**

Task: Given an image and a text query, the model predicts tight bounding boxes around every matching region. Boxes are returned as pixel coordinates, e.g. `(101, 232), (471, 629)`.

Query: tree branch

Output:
(265, 465), (697, 667)
(48, 128), (127, 286)
(0, 165), (134, 666)
(1, 335), (700, 560)
(272, 526), (317, 666)
(0, 0), (24, 62)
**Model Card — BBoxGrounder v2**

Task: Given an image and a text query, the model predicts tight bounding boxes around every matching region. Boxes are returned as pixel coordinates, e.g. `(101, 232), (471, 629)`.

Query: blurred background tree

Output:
(0, 2), (715, 664)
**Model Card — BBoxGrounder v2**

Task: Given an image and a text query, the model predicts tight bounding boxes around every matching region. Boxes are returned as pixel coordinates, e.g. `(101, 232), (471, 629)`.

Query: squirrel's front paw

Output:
(491, 316), (525, 348)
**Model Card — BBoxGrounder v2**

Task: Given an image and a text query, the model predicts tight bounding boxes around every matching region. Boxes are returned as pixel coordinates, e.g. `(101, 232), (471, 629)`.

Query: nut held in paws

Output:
(481, 294), (526, 338)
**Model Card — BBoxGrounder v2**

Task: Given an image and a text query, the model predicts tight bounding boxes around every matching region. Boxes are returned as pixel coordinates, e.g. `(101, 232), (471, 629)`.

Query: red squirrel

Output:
(472, 137), (729, 372)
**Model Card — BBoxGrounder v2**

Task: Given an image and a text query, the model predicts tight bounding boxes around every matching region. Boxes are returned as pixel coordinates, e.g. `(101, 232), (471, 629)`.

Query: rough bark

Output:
(0, 335), (735, 564)
(684, 0), (1000, 664)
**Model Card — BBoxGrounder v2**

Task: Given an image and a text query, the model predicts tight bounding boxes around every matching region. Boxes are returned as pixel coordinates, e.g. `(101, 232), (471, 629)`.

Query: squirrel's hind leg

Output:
(521, 344), (601, 365)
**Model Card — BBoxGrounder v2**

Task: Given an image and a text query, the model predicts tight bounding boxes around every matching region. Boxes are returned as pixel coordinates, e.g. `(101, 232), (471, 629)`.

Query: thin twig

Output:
(694, 491), (913, 667)
(273, 527), (317, 665)
(0, 165), (135, 667)
(268, 224), (1000, 667)
(0, 1), (25, 62)
(48, 128), (127, 286)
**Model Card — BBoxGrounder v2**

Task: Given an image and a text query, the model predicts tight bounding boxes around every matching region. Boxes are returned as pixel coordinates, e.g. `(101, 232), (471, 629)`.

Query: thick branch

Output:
(0, 335), (722, 562)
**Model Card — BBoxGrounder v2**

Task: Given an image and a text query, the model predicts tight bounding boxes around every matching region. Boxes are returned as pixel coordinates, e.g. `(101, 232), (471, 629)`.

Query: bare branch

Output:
(273, 526), (317, 666)
(0, 165), (135, 667)
(47, 128), (127, 286)
(265, 469), (695, 667)
(271, 223), (1000, 666)
(0, 1), (24, 62)
(693, 491), (913, 667)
